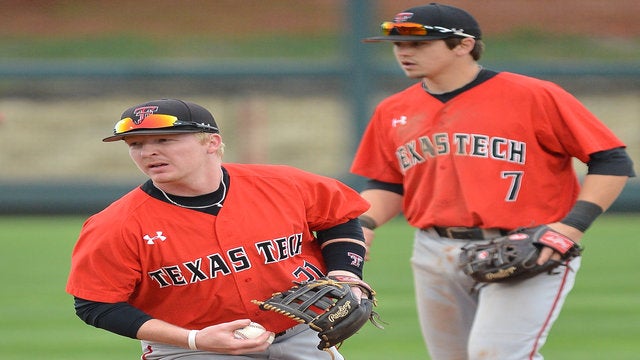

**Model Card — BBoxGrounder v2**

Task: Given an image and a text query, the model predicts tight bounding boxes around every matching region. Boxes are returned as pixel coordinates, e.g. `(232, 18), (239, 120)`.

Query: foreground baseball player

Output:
(351, 3), (634, 360)
(66, 99), (371, 359)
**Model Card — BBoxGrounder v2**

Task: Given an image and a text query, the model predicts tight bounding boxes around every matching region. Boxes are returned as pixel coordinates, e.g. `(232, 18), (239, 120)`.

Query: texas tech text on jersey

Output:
(147, 233), (306, 288)
(397, 132), (526, 172)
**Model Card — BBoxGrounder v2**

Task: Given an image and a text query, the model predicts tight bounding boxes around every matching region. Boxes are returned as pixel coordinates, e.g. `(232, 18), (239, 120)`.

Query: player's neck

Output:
(154, 166), (224, 197)
(422, 63), (482, 95)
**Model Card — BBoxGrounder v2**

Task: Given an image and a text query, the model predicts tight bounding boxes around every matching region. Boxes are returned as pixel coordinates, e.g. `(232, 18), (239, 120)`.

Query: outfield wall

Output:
(1, 70), (638, 215)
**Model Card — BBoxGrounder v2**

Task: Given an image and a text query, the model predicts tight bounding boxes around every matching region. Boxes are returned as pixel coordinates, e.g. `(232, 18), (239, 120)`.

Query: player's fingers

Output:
(196, 321), (271, 354)
(536, 247), (551, 265)
(254, 330), (275, 344)
(350, 286), (364, 303)
(196, 321), (241, 341)
(537, 246), (560, 265)
(227, 328), (273, 354)
(224, 319), (253, 331)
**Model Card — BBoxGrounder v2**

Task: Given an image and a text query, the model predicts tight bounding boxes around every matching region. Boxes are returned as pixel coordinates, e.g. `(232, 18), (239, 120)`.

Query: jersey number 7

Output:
(501, 171), (523, 202)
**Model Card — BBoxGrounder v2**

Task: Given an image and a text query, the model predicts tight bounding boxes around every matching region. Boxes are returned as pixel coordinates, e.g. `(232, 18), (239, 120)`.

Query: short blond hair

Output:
(195, 132), (225, 157)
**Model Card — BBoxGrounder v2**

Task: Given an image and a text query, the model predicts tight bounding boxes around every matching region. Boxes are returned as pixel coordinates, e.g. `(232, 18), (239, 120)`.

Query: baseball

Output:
(233, 322), (275, 344)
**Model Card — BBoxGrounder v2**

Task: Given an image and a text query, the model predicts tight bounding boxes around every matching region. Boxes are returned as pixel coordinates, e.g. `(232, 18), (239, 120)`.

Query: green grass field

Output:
(0, 215), (638, 359)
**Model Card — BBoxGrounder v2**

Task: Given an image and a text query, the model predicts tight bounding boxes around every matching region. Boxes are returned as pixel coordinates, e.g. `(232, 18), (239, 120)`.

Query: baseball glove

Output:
(459, 225), (582, 283)
(252, 275), (382, 350)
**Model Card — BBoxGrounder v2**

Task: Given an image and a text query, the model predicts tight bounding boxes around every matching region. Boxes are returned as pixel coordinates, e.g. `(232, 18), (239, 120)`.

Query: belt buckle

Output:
(446, 226), (469, 239)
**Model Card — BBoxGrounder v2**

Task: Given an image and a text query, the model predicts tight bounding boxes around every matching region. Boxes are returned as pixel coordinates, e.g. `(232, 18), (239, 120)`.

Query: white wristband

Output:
(188, 330), (199, 350)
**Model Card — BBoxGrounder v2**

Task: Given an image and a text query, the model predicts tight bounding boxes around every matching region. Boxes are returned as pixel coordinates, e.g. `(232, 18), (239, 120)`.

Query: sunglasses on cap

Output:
(113, 114), (218, 135)
(380, 22), (476, 39)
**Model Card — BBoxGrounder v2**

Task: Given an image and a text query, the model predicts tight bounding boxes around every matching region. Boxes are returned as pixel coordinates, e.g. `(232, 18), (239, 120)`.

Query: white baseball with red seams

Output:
(234, 322), (275, 344)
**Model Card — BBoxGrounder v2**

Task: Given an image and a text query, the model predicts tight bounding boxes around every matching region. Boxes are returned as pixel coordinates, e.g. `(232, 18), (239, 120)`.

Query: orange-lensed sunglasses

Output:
(380, 22), (475, 38)
(113, 114), (218, 135)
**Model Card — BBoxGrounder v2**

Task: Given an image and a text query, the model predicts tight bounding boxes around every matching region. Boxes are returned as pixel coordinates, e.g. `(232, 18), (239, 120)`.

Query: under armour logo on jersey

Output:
(144, 231), (167, 245)
(391, 116), (407, 127)
(347, 252), (364, 267)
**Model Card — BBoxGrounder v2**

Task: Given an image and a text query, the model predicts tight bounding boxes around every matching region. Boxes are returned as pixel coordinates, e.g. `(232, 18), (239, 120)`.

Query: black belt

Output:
(426, 226), (509, 240)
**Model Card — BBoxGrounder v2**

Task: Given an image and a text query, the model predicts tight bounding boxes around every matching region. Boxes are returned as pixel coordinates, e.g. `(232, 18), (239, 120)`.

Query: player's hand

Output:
(328, 270), (366, 303)
(536, 222), (583, 265)
(194, 319), (273, 354)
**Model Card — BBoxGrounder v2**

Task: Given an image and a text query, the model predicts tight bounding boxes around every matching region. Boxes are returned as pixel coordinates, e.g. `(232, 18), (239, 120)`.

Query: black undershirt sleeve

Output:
(587, 147), (636, 177)
(315, 218), (366, 278)
(74, 297), (153, 339)
(363, 179), (404, 195)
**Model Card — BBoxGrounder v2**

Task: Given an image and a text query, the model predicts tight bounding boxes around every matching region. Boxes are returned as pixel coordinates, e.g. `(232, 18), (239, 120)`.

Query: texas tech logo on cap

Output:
(133, 106), (159, 124)
(394, 12), (414, 22)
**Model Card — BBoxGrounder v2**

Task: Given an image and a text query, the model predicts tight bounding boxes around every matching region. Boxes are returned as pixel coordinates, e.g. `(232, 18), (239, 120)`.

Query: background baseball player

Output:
(350, 3), (634, 360)
(66, 98), (371, 359)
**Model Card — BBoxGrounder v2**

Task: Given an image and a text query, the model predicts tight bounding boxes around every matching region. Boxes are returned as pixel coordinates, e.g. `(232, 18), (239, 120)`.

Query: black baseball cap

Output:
(103, 99), (219, 142)
(364, 3), (482, 42)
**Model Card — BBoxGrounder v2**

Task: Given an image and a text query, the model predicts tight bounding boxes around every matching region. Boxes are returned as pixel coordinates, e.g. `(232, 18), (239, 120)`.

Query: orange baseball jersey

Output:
(351, 71), (625, 230)
(66, 164), (369, 334)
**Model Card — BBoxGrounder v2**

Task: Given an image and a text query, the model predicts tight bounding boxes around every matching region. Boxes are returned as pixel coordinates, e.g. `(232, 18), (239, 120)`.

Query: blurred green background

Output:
(1, 215), (639, 359)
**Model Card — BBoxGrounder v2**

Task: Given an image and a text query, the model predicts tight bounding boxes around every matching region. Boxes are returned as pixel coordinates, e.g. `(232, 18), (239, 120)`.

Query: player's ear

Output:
(205, 133), (223, 155)
(455, 38), (476, 55)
